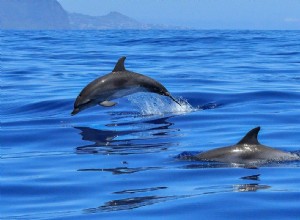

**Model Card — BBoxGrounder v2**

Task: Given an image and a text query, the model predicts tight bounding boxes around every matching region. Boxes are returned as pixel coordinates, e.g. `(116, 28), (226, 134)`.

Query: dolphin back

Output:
(194, 127), (300, 165)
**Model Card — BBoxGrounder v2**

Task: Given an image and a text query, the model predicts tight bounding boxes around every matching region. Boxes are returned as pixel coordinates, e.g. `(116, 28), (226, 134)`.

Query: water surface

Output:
(2, 30), (300, 219)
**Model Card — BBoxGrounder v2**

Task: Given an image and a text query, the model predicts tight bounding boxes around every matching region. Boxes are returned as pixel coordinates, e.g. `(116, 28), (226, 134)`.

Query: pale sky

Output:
(58, 0), (300, 30)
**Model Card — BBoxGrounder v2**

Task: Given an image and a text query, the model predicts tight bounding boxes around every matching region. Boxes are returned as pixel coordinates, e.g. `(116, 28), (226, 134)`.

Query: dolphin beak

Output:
(71, 108), (79, 116)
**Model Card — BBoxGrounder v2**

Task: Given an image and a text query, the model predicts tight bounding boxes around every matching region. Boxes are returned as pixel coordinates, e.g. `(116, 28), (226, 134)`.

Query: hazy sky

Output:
(58, 0), (300, 30)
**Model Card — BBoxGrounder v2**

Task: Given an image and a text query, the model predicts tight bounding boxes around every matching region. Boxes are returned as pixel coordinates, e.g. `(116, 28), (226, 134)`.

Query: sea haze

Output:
(2, 30), (300, 219)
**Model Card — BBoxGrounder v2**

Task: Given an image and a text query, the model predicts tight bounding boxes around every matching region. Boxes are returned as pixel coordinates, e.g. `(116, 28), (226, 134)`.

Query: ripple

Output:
(86, 195), (180, 212)
(113, 186), (167, 194)
(78, 166), (161, 175)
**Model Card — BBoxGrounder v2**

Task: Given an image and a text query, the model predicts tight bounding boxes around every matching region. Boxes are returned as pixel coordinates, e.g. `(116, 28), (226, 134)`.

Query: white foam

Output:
(127, 93), (196, 116)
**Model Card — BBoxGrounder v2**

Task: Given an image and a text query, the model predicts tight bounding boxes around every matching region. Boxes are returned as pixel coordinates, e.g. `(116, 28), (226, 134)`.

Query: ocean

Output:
(2, 30), (300, 219)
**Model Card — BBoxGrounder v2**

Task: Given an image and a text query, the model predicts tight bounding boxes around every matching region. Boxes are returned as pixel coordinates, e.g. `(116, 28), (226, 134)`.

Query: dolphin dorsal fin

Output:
(237, 127), (261, 145)
(112, 56), (126, 72)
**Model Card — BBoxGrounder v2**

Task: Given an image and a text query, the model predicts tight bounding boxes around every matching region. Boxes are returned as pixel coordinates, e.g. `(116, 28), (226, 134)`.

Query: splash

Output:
(127, 93), (196, 116)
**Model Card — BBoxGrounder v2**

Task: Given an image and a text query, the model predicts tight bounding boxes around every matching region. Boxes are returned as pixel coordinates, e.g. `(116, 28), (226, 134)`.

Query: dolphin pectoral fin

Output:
(99, 101), (117, 107)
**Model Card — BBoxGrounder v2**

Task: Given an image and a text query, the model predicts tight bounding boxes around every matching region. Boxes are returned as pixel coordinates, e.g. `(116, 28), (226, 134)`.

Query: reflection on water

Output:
(81, 166), (271, 213)
(78, 166), (160, 175)
(87, 182), (271, 212)
(113, 186), (168, 194)
(241, 174), (260, 181)
(194, 174), (270, 193)
(235, 174), (270, 192)
(75, 116), (177, 155)
(233, 184), (271, 192)
(85, 187), (172, 212)
(85, 195), (181, 212)
(75, 116), (182, 212)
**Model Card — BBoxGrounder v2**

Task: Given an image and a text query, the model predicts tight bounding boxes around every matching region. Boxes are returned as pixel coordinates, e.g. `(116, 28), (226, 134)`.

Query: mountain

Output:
(0, 0), (70, 30)
(0, 0), (183, 30)
(69, 11), (182, 30)
(69, 11), (149, 30)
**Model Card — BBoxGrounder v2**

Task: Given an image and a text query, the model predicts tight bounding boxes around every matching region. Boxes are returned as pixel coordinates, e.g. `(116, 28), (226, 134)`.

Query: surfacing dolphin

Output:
(71, 56), (180, 115)
(195, 127), (299, 165)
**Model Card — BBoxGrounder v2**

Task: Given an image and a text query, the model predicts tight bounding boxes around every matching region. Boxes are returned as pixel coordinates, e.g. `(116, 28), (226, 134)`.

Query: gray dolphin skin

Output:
(195, 127), (299, 164)
(71, 56), (180, 115)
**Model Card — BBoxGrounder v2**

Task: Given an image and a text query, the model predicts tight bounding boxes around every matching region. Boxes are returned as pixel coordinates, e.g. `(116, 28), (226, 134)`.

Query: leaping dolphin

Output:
(71, 57), (180, 115)
(195, 127), (299, 165)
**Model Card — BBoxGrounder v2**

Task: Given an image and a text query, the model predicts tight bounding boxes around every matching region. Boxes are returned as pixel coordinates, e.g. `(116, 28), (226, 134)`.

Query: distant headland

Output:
(0, 0), (182, 30)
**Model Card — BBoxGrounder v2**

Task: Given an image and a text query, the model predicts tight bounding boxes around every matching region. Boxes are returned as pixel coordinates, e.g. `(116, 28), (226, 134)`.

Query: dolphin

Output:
(195, 127), (299, 165)
(71, 56), (180, 115)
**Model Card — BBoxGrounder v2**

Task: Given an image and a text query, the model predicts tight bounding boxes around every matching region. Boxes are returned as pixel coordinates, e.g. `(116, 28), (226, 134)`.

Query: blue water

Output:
(2, 30), (300, 219)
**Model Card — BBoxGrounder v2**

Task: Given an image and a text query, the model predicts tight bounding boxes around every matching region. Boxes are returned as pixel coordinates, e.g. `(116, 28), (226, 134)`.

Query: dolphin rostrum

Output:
(71, 56), (180, 115)
(195, 127), (299, 164)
